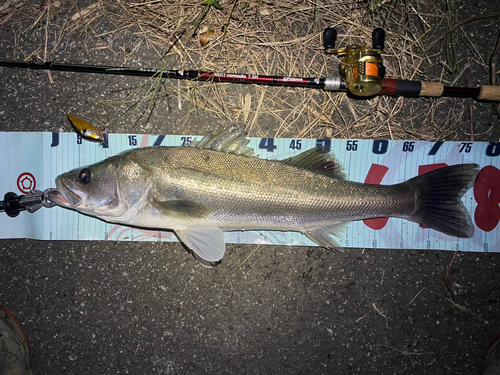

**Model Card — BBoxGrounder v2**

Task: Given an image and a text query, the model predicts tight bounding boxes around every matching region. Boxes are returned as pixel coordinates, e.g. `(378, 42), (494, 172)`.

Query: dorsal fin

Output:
(281, 147), (346, 180)
(189, 126), (257, 157)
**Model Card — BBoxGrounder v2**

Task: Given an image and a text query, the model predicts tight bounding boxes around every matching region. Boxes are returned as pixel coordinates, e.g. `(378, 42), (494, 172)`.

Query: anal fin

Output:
(303, 224), (346, 252)
(175, 227), (226, 262)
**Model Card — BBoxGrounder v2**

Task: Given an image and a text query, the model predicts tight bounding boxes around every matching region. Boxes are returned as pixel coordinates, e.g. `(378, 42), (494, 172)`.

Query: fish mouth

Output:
(52, 177), (83, 207)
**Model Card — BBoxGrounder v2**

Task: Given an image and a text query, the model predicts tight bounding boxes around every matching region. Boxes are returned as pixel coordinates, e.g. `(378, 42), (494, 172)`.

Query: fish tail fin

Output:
(406, 164), (479, 238)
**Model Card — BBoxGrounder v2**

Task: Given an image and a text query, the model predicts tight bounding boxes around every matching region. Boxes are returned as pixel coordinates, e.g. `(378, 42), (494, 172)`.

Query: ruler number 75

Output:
(460, 142), (472, 153)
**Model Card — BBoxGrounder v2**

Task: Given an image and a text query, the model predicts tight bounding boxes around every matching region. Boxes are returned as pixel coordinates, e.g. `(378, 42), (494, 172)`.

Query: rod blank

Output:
(1, 59), (499, 101)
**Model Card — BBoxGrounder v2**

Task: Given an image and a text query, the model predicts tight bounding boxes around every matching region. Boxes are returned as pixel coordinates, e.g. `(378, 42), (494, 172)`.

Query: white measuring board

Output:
(0, 131), (499, 252)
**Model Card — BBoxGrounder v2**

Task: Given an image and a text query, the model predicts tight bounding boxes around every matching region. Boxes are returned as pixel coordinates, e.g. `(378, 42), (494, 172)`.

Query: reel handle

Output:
(372, 28), (385, 50)
(323, 28), (337, 50)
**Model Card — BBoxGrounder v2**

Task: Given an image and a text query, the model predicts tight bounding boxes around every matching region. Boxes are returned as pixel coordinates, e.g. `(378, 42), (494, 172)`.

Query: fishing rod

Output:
(0, 58), (345, 91)
(0, 29), (499, 101)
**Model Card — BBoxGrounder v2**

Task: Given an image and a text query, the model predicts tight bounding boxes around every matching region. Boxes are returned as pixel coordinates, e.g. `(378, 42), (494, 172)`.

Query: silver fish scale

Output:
(131, 147), (414, 231)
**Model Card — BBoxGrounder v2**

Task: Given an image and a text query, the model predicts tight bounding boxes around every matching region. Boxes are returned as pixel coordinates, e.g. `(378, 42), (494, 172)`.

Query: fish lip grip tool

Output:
(323, 28), (386, 97)
(0, 188), (59, 217)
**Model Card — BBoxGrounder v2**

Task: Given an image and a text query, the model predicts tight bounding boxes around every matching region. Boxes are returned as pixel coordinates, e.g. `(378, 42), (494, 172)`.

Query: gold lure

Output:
(67, 114), (104, 143)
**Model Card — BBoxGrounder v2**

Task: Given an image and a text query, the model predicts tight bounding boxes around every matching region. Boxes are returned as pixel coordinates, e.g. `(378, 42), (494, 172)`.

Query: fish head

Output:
(52, 149), (160, 224)
(52, 159), (122, 217)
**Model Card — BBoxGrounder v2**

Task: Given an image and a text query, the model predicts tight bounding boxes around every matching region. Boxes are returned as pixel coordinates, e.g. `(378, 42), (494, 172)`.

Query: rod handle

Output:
(478, 85), (500, 101)
(379, 79), (500, 101)
(420, 82), (444, 97)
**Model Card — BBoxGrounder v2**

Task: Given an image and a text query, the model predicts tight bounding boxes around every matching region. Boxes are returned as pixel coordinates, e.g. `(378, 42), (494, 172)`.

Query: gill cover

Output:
(54, 161), (119, 215)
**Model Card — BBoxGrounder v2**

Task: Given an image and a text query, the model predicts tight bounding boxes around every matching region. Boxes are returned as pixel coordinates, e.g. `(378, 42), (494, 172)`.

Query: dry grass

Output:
(1, 0), (498, 140)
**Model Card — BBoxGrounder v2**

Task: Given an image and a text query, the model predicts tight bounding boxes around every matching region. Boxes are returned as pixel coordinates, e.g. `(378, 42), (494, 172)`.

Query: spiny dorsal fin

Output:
(189, 126), (257, 157)
(281, 147), (346, 180)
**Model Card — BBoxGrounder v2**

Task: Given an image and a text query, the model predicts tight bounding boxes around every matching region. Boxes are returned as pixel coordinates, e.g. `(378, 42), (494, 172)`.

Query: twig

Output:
(466, 75), (474, 141)
(237, 245), (263, 269)
(425, 13), (500, 54)
(44, 0), (53, 84)
(429, 289), (488, 325)
(372, 303), (387, 320)
(443, 251), (459, 301)
(491, 29), (500, 119)
(356, 315), (367, 323)
(491, 30), (500, 85)
(407, 288), (425, 306)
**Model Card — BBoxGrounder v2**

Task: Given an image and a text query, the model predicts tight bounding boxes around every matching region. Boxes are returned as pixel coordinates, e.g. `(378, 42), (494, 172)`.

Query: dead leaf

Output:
(200, 30), (215, 46)
(71, 3), (98, 21)
(0, 2), (11, 12)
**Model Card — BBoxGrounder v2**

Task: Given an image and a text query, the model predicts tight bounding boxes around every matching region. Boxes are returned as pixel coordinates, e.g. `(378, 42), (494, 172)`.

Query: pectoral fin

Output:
(304, 224), (346, 252)
(154, 200), (213, 219)
(175, 227), (226, 262)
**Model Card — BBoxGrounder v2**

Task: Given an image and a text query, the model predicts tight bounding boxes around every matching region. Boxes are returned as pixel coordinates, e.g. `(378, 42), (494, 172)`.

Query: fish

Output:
(67, 113), (105, 143)
(50, 126), (479, 263)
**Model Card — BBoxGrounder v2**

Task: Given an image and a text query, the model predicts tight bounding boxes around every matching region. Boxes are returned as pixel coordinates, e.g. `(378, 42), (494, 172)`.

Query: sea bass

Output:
(51, 127), (479, 262)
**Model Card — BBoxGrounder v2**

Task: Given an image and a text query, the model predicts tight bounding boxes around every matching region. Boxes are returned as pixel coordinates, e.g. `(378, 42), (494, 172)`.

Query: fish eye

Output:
(78, 168), (92, 184)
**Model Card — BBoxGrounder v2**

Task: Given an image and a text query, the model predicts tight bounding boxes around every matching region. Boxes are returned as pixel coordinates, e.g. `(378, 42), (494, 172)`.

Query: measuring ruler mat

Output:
(1, 132), (499, 252)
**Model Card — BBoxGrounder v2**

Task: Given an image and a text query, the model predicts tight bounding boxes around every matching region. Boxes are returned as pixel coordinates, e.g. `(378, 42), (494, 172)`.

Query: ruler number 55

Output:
(346, 140), (358, 151)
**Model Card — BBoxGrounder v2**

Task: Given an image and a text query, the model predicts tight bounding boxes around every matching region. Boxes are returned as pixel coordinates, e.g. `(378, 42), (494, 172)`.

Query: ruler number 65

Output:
(402, 141), (415, 152)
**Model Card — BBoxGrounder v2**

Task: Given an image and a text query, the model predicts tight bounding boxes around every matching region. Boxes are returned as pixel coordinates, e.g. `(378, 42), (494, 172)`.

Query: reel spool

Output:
(324, 28), (386, 97)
